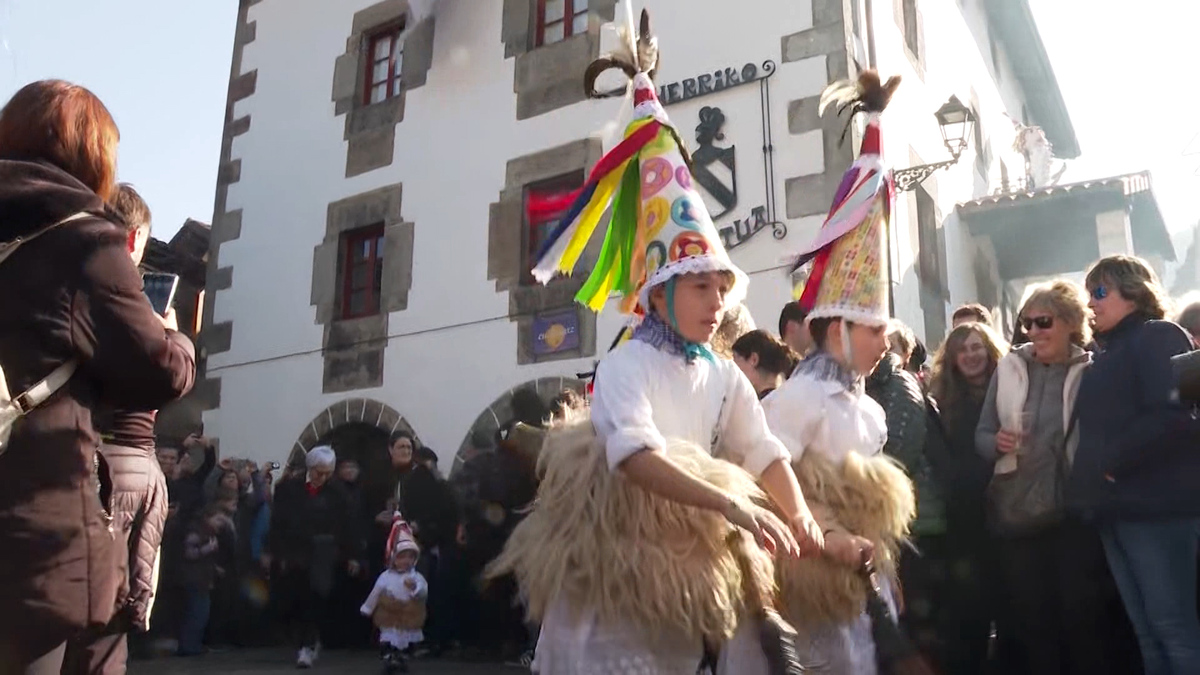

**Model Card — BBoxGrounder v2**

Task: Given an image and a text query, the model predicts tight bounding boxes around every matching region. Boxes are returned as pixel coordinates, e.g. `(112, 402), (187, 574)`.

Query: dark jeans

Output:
(477, 572), (528, 658)
(325, 567), (373, 649)
(425, 546), (468, 649)
(929, 531), (1020, 675)
(274, 565), (331, 650)
(1100, 518), (1200, 675)
(178, 585), (212, 655)
(898, 537), (947, 668)
(999, 520), (1142, 675)
(207, 572), (240, 646)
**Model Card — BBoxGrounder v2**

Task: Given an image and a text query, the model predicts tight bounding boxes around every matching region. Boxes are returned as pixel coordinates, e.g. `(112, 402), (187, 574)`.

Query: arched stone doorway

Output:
(287, 397), (419, 470)
(452, 376), (585, 476)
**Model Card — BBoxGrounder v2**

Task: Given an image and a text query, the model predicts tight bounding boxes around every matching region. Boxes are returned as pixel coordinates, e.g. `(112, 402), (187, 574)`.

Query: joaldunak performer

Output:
(762, 71), (918, 673)
(488, 7), (824, 674)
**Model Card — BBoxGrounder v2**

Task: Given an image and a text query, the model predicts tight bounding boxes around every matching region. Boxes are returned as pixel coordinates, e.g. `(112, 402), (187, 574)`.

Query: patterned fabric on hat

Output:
(529, 72), (747, 317)
(385, 515), (420, 563)
(806, 191), (890, 327)
(789, 71), (900, 329)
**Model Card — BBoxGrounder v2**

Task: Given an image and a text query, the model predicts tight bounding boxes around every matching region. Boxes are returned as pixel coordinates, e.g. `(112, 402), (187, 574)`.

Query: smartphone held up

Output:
(143, 272), (180, 316)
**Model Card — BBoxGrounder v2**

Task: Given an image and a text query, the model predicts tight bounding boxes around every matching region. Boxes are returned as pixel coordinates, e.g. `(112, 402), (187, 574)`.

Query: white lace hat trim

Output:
(637, 254), (749, 313)
(805, 304), (890, 328)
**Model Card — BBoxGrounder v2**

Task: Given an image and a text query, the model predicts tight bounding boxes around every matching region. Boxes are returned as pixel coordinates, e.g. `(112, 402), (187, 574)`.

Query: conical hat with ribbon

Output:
(385, 512), (419, 563)
(529, 8), (747, 318)
(790, 71), (901, 328)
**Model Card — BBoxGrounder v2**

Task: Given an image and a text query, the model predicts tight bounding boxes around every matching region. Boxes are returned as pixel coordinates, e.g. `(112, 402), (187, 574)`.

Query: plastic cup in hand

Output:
(995, 411), (1033, 475)
(1012, 411), (1034, 454)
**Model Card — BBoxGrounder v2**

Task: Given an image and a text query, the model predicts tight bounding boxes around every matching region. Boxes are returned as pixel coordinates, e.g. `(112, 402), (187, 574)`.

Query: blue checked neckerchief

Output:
(631, 312), (715, 364)
(793, 349), (863, 395)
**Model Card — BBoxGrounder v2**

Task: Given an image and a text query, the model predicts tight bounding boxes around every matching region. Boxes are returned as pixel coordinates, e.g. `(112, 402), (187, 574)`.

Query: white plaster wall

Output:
(1095, 209), (1134, 257)
(204, 0), (832, 467)
(868, 0), (1030, 344)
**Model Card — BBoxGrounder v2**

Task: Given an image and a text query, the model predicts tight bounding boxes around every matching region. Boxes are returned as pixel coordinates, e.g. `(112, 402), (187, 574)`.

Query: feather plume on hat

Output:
(527, 6), (748, 318)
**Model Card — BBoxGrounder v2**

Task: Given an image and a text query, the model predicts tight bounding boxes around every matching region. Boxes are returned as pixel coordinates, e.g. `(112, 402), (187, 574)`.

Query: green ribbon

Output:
(576, 157), (642, 307)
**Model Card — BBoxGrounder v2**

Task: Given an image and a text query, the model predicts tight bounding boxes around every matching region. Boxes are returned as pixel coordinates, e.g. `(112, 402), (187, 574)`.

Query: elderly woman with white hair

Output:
(267, 445), (364, 668)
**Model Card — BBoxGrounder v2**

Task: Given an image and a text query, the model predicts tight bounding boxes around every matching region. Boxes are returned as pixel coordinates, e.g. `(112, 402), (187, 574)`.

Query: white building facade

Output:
(199, 0), (1078, 470)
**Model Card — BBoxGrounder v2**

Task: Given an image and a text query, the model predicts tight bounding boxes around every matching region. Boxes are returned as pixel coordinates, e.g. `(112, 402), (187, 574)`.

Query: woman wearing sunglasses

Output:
(976, 280), (1138, 675)
(1070, 255), (1200, 675)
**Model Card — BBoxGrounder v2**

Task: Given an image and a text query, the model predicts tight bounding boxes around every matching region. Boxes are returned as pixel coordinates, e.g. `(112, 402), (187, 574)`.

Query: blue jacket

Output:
(1068, 314), (1198, 519)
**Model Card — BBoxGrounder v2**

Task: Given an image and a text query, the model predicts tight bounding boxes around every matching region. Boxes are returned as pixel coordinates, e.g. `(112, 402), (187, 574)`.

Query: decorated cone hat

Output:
(385, 513), (419, 564)
(790, 70), (901, 328)
(529, 7), (747, 318)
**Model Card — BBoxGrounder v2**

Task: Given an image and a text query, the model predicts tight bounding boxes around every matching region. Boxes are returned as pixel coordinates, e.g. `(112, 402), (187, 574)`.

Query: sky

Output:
(1028, 0), (1200, 251)
(1, 0), (1197, 249)
(0, 0), (238, 240)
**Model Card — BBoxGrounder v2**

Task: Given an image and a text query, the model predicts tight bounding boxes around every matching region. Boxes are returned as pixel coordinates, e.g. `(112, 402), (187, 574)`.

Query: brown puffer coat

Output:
(101, 442), (169, 631)
(0, 159), (195, 653)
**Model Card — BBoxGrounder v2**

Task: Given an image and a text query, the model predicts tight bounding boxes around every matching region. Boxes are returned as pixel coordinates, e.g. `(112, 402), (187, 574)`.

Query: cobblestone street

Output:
(131, 649), (526, 674)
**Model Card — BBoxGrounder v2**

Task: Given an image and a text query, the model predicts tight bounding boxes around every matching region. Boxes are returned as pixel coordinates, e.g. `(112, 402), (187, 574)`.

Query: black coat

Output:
(268, 477), (360, 567)
(934, 391), (991, 544)
(397, 466), (458, 551)
(1069, 314), (1199, 519)
(0, 160), (195, 646)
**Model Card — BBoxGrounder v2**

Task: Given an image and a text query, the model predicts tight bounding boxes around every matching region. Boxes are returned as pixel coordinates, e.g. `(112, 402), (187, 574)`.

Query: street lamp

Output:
(894, 95), (976, 192)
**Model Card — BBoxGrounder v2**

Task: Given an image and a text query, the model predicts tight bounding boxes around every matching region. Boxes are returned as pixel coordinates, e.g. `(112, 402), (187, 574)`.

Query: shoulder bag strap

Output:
(0, 212), (90, 419)
(12, 361), (78, 414)
(0, 211), (90, 264)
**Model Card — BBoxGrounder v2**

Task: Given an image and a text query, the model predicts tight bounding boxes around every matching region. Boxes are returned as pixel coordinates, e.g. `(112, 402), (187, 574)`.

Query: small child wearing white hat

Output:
(361, 517), (428, 673)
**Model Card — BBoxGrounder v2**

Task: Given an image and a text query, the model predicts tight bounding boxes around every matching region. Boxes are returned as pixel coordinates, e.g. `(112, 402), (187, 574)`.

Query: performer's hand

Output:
(723, 497), (798, 557)
(403, 578), (417, 591)
(347, 560), (362, 577)
(823, 530), (874, 568)
(788, 508), (825, 558)
(375, 510), (393, 526)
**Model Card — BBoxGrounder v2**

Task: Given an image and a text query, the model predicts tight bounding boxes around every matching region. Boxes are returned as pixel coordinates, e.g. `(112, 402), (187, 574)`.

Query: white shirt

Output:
(361, 567), (428, 650)
(360, 567), (427, 615)
(591, 339), (789, 476)
(760, 365), (889, 675)
(533, 339), (789, 674)
(762, 371), (887, 463)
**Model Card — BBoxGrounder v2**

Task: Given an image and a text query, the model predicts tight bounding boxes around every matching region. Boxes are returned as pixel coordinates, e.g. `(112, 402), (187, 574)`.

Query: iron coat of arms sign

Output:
(691, 106), (738, 221)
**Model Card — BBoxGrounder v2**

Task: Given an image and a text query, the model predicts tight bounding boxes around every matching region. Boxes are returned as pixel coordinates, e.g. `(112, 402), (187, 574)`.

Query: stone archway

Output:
(287, 397), (419, 469)
(452, 376), (585, 477)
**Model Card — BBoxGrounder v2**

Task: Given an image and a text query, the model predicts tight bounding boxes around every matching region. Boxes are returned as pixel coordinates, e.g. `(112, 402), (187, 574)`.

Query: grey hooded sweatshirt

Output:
(975, 344), (1090, 532)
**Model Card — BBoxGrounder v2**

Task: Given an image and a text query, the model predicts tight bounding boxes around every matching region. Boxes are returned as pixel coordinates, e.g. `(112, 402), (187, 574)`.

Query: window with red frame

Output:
(535, 0), (589, 47)
(522, 172), (584, 285)
(341, 225), (386, 319)
(364, 23), (405, 105)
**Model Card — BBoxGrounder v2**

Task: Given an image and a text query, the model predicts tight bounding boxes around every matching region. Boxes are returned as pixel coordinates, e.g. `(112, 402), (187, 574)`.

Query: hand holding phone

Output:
(158, 307), (178, 332)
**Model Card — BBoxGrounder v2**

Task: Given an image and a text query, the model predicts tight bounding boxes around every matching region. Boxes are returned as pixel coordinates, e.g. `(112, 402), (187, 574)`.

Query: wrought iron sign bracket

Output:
(893, 158), (958, 192)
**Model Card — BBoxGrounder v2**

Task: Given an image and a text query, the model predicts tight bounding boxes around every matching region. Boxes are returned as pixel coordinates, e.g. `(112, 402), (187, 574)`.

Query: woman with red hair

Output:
(0, 80), (196, 672)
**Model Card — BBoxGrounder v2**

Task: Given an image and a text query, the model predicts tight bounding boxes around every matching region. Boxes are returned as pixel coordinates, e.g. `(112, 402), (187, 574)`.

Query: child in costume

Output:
(361, 517), (428, 674)
(487, 8), (822, 674)
(762, 70), (918, 675)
